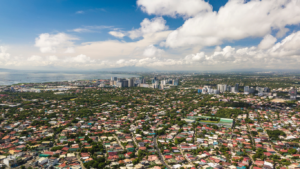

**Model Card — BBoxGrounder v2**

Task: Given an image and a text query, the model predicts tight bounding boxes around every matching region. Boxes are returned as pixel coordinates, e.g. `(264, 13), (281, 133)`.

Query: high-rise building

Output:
(173, 79), (179, 86)
(264, 87), (270, 92)
(161, 80), (166, 85)
(153, 81), (159, 89)
(290, 88), (297, 100)
(249, 87), (255, 94)
(202, 87), (208, 94)
(123, 80), (128, 87)
(213, 89), (220, 94)
(244, 86), (249, 93)
(235, 83), (239, 92)
(128, 78), (134, 87)
(110, 81), (114, 86)
(217, 84), (227, 93)
(116, 82), (122, 88)
(116, 78), (129, 88)
(231, 87), (235, 93)
(227, 85), (231, 92)
(258, 87), (264, 94)
(111, 77), (117, 81)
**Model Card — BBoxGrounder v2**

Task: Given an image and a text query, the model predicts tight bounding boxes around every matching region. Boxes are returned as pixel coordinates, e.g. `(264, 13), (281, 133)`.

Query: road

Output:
(179, 146), (195, 167)
(76, 153), (87, 169)
(130, 132), (140, 155)
(113, 134), (125, 150)
(154, 135), (171, 169)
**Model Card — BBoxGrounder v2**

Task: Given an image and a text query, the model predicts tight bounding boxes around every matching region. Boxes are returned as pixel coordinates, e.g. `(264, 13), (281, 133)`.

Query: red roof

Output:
(165, 155), (172, 159)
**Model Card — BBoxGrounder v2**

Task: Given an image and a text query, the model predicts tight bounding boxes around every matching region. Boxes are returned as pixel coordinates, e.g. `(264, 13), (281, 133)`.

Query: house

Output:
(48, 157), (59, 166)
(3, 156), (16, 167)
(38, 157), (48, 165)
(255, 161), (264, 167)
(148, 155), (158, 162)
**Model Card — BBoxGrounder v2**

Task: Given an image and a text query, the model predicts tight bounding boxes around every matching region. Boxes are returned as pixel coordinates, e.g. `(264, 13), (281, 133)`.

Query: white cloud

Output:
(70, 26), (114, 33)
(163, 0), (300, 48)
(109, 31), (125, 38)
(143, 44), (164, 57)
(269, 31), (300, 57)
(76, 30), (172, 60)
(107, 30), (300, 69)
(66, 54), (94, 63)
(0, 46), (11, 66)
(27, 55), (42, 61)
(137, 0), (212, 18)
(72, 28), (91, 33)
(64, 47), (75, 53)
(108, 17), (169, 40)
(3, 26), (300, 70)
(258, 34), (277, 50)
(128, 17), (169, 39)
(35, 33), (77, 53)
(76, 11), (84, 14)
(0, 46), (10, 60)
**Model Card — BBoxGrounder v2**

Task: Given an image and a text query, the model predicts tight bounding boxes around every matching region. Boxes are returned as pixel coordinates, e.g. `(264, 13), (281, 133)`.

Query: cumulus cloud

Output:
(269, 31), (300, 57)
(143, 44), (164, 57)
(21, 30), (300, 69)
(258, 34), (277, 50)
(64, 47), (75, 53)
(109, 31), (126, 38)
(162, 0), (300, 48)
(76, 31), (172, 60)
(25, 54), (95, 68)
(128, 17), (169, 39)
(107, 30), (300, 69)
(0, 46), (10, 61)
(110, 17), (169, 39)
(66, 54), (94, 63)
(27, 55), (42, 61)
(35, 33), (77, 53)
(137, 0), (212, 18)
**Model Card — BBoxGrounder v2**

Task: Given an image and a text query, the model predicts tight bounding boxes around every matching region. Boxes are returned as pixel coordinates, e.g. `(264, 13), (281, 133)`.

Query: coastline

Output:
(0, 70), (139, 86)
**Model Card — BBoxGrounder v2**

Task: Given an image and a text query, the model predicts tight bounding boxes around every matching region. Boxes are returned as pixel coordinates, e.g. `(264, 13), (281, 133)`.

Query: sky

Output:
(1, 0), (300, 71)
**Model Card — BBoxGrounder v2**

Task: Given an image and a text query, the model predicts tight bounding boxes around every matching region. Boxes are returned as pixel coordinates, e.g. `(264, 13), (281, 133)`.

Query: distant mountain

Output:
(227, 68), (300, 73)
(100, 66), (155, 72)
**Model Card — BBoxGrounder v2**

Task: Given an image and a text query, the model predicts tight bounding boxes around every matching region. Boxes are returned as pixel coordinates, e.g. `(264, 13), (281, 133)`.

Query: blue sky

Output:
(0, 0), (231, 44)
(0, 0), (300, 70)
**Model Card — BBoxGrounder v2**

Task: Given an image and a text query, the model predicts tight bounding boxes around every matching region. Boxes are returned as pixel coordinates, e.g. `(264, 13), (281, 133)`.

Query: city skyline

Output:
(1, 0), (300, 71)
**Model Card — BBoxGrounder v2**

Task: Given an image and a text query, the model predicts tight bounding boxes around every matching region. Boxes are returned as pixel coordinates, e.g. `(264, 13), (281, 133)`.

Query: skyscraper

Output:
(128, 78), (134, 87)
(231, 87), (235, 93)
(249, 87), (255, 94)
(227, 85), (231, 92)
(244, 86), (249, 93)
(290, 88), (297, 100)
(264, 87), (270, 92)
(235, 83), (239, 92)
(217, 84), (227, 93)
(173, 79), (179, 86)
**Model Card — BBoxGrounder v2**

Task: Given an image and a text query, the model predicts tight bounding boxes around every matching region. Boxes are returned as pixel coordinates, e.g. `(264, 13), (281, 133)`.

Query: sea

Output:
(0, 70), (138, 86)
